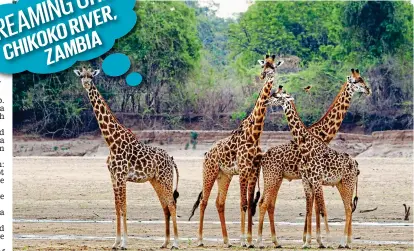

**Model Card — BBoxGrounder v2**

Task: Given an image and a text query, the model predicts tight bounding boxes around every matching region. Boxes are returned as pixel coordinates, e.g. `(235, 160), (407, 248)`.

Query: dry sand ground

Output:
(13, 155), (413, 251)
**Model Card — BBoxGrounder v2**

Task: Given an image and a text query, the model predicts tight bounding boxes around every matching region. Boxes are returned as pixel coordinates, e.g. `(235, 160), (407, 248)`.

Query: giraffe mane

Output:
(307, 81), (348, 130)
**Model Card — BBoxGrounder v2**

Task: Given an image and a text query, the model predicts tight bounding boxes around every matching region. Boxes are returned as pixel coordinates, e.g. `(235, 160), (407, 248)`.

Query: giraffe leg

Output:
(337, 180), (355, 249)
(314, 186), (327, 249)
(120, 185), (128, 250)
(239, 168), (250, 247)
(302, 180), (314, 249)
(269, 177), (283, 248)
(198, 162), (219, 247)
(162, 206), (171, 248)
(111, 182), (125, 250)
(168, 202), (179, 249)
(303, 214), (307, 244)
(216, 171), (233, 247)
(257, 174), (282, 249)
(150, 180), (172, 249)
(247, 178), (256, 248)
(257, 196), (266, 248)
(316, 187), (331, 247)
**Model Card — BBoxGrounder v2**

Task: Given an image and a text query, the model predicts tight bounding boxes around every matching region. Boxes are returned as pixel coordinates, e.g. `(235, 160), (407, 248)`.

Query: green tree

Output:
(117, 1), (202, 114)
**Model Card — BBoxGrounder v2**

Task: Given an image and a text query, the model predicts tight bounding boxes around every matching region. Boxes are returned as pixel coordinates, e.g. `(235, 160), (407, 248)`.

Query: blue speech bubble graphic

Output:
(126, 72), (142, 87)
(0, 0), (137, 74)
(102, 53), (131, 77)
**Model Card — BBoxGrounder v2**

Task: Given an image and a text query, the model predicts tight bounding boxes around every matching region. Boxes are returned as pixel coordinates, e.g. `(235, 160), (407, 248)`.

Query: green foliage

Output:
(228, 2), (344, 67)
(117, 1), (202, 113)
(11, 1), (413, 137)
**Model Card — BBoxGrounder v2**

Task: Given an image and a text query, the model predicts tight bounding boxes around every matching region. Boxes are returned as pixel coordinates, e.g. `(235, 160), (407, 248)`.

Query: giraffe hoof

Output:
(302, 244), (311, 249)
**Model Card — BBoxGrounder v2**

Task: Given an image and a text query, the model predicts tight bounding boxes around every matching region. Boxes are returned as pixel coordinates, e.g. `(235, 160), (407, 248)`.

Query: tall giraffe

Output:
(264, 92), (360, 249)
(74, 68), (180, 250)
(188, 55), (283, 247)
(257, 69), (369, 248)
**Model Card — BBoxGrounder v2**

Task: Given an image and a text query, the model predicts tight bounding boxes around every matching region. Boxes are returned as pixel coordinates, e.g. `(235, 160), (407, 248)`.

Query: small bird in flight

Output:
(303, 85), (312, 93)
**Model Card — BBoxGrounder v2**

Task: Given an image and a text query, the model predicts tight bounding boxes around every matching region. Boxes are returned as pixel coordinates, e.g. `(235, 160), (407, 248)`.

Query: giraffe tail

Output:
(251, 178), (261, 217)
(188, 191), (203, 221)
(172, 157), (179, 204)
(251, 153), (263, 217)
(352, 169), (359, 213)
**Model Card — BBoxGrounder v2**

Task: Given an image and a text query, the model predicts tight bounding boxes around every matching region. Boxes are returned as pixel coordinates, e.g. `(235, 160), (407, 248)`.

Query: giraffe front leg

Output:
(120, 185), (128, 250)
(111, 183), (125, 250)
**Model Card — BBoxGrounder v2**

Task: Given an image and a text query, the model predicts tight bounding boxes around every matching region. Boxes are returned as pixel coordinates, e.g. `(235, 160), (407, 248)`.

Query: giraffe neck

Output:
(87, 84), (126, 148)
(246, 78), (273, 142)
(282, 100), (311, 144)
(307, 82), (354, 143)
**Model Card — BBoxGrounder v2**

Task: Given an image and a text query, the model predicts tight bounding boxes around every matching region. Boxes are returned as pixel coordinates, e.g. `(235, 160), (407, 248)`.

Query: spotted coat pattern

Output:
(189, 55), (283, 248)
(75, 68), (180, 250)
(257, 70), (369, 248)
(262, 92), (360, 249)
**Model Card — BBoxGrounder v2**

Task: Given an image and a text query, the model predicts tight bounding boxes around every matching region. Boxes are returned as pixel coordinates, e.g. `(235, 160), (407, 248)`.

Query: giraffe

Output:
(188, 55), (283, 248)
(74, 68), (180, 250)
(264, 92), (360, 249)
(257, 69), (369, 248)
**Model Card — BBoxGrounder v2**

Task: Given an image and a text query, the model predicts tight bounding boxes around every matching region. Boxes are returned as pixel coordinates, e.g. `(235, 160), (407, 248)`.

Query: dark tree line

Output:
(13, 1), (413, 137)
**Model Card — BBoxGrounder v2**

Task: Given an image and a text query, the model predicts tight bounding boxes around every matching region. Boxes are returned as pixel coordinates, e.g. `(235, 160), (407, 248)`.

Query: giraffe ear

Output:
(92, 70), (100, 77)
(73, 70), (82, 76)
(276, 60), (284, 67)
(258, 60), (265, 66)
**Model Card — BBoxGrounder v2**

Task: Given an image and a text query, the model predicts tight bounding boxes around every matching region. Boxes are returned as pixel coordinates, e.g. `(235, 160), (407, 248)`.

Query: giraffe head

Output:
(264, 91), (294, 107)
(258, 55), (284, 80)
(348, 68), (370, 95)
(73, 67), (100, 90)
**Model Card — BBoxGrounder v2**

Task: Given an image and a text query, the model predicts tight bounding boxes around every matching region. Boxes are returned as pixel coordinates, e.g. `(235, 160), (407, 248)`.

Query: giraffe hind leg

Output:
(150, 180), (178, 249)
(314, 186), (329, 248)
(197, 161), (219, 247)
(216, 171), (233, 247)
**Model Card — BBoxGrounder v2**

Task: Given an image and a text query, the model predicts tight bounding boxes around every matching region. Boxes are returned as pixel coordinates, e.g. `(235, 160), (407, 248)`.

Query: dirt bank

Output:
(13, 130), (413, 158)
